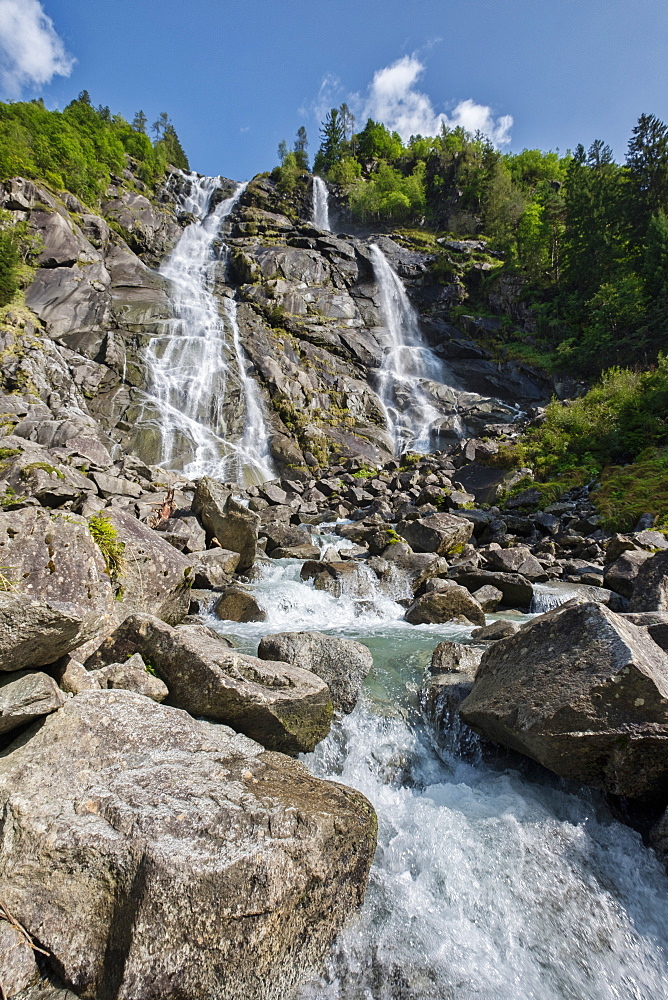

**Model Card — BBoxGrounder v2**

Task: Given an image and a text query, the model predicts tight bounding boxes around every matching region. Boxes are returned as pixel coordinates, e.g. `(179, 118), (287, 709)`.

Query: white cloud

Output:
(363, 55), (512, 147)
(0, 0), (74, 98)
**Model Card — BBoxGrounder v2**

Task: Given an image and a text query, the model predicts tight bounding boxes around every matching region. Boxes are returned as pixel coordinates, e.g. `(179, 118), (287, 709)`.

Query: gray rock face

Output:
(470, 619), (521, 641)
(630, 550), (668, 612)
(257, 631), (372, 714)
(86, 615), (332, 754)
(0, 920), (39, 997)
(215, 587), (266, 623)
(397, 513), (473, 556)
(191, 548), (240, 589)
(405, 586), (485, 626)
(460, 602), (668, 798)
(430, 640), (483, 675)
(453, 569), (534, 609)
(0, 690), (376, 1000)
(0, 594), (100, 672)
(471, 584), (503, 611)
(0, 670), (64, 734)
(301, 560), (378, 599)
(604, 549), (653, 598)
(484, 545), (546, 580)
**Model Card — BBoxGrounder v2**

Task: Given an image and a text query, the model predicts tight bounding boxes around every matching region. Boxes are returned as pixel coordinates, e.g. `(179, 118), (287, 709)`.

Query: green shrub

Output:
(89, 513), (125, 579)
(593, 448), (668, 530)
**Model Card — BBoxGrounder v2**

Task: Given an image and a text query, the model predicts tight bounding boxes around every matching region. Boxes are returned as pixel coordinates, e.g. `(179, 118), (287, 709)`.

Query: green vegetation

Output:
(20, 462), (65, 480)
(0, 91), (189, 207)
(88, 512), (125, 580)
(502, 360), (668, 528)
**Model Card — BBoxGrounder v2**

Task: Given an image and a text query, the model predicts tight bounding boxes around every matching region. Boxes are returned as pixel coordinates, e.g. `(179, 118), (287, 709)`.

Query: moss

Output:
(89, 512), (125, 581)
(593, 448), (668, 531)
(0, 486), (25, 508)
(20, 461), (65, 480)
(0, 447), (21, 461)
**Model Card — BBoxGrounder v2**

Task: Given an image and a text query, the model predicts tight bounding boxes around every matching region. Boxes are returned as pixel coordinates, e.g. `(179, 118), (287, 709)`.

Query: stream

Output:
(209, 528), (668, 1000)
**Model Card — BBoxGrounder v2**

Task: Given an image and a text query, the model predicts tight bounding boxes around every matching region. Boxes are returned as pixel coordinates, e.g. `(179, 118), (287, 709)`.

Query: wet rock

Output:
(0, 594), (101, 672)
(85, 615), (332, 754)
(405, 586), (485, 626)
(397, 512), (473, 556)
(379, 544), (448, 593)
(301, 560), (378, 599)
(215, 587), (266, 623)
(261, 522), (312, 554)
(258, 631), (373, 714)
(0, 690), (375, 1000)
(191, 548), (240, 589)
(271, 544), (321, 560)
(630, 551), (668, 612)
(461, 602), (668, 798)
(0, 670), (64, 734)
(95, 653), (169, 702)
(0, 920), (40, 998)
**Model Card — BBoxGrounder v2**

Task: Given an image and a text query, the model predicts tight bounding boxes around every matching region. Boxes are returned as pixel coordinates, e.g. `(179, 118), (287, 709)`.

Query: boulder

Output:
(484, 545), (546, 580)
(301, 560), (379, 599)
(603, 549), (653, 598)
(260, 522), (312, 554)
(191, 548), (240, 589)
(0, 690), (376, 1000)
(380, 544), (449, 593)
(258, 631), (373, 714)
(405, 586), (485, 626)
(460, 602), (668, 798)
(95, 653), (169, 703)
(55, 657), (101, 695)
(453, 569), (534, 609)
(193, 479), (258, 571)
(470, 619), (521, 641)
(630, 550), (668, 612)
(471, 584), (503, 611)
(0, 920), (39, 998)
(271, 544), (321, 560)
(430, 641), (483, 675)
(0, 594), (100, 672)
(215, 587), (266, 623)
(0, 670), (64, 734)
(85, 615), (332, 754)
(397, 512), (473, 556)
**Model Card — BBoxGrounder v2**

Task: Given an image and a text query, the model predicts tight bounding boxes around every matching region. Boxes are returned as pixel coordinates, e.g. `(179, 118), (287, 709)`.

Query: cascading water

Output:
(140, 173), (275, 485)
(207, 543), (668, 1000)
(313, 176), (331, 231)
(369, 244), (456, 455)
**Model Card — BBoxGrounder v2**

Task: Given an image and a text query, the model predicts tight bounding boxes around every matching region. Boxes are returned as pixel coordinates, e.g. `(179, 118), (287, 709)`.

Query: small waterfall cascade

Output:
(312, 176), (331, 231)
(369, 244), (450, 455)
(142, 173), (276, 485)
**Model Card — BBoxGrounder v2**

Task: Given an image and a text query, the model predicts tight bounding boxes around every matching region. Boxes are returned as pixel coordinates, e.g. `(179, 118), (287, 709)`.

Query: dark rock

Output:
(630, 551), (668, 612)
(484, 545), (546, 580)
(471, 584), (503, 611)
(453, 569), (533, 609)
(429, 641), (483, 675)
(604, 550), (653, 598)
(405, 587), (485, 626)
(397, 512), (473, 555)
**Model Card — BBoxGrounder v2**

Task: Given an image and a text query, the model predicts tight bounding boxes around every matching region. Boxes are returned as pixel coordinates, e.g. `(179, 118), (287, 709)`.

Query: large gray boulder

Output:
(380, 544), (449, 593)
(405, 586), (485, 626)
(257, 631), (373, 714)
(301, 560), (378, 599)
(484, 545), (546, 580)
(85, 615), (332, 754)
(193, 479), (259, 572)
(630, 550), (668, 612)
(0, 670), (64, 734)
(452, 569), (534, 609)
(0, 690), (377, 1000)
(0, 594), (100, 672)
(460, 602), (668, 798)
(604, 549), (653, 598)
(397, 512), (473, 556)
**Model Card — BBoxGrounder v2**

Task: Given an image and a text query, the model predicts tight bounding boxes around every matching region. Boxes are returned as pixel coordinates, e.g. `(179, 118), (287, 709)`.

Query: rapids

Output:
(209, 533), (668, 1000)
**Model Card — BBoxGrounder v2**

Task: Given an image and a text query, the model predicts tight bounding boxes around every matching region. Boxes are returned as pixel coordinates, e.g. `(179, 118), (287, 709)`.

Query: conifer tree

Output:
(132, 110), (148, 134)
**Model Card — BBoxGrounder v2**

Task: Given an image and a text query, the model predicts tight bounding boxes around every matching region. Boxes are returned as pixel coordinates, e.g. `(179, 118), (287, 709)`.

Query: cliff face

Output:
(0, 169), (550, 481)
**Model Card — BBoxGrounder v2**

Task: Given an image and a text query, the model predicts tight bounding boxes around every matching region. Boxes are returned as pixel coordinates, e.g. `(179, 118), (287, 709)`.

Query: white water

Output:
(313, 176), (331, 231)
(209, 551), (668, 1000)
(369, 244), (454, 455)
(142, 173), (275, 485)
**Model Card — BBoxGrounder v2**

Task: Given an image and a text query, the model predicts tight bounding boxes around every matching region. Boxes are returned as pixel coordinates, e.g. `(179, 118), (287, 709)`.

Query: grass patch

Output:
(593, 448), (668, 531)
(89, 512), (125, 580)
(20, 461), (65, 480)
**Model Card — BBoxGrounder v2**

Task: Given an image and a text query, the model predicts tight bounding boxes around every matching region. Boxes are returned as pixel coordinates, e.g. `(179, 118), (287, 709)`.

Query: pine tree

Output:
(152, 112), (170, 141)
(132, 110), (148, 134)
(316, 108), (345, 173)
(161, 124), (190, 171)
(294, 126), (309, 170)
(626, 114), (668, 239)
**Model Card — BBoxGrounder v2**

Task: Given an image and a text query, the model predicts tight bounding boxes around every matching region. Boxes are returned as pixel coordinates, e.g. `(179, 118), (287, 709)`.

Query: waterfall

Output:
(369, 244), (450, 455)
(140, 173), (276, 485)
(312, 176), (331, 231)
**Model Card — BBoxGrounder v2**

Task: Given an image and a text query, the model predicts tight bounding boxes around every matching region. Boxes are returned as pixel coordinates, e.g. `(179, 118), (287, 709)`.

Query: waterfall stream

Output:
(313, 176), (331, 231)
(139, 173), (275, 485)
(369, 244), (459, 455)
(209, 541), (668, 1000)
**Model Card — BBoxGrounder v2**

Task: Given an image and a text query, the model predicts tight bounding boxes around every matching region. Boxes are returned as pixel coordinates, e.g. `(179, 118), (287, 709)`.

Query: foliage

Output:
(593, 448), (668, 530)
(0, 92), (189, 206)
(89, 512), (125, 580)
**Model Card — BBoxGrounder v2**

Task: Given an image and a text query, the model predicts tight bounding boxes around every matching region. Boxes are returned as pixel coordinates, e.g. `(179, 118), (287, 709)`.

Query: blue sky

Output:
(1, 0), (667, 181)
